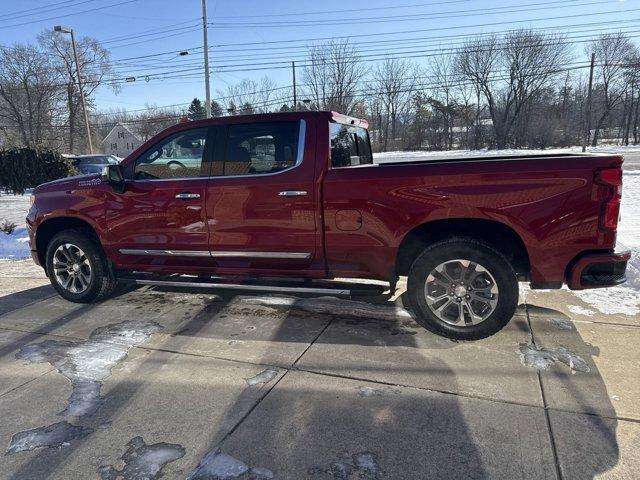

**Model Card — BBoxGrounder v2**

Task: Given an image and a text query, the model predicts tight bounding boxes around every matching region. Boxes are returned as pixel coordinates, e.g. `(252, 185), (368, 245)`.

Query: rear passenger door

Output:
(205, 119), (321, 272)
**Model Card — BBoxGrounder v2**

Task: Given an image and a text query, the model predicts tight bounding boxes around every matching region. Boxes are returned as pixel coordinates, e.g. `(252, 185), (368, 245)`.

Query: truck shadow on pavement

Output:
(0, 285), (621, 479)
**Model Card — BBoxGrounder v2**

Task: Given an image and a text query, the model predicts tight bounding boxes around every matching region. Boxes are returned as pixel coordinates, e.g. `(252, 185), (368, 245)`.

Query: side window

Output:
(222, 121), (300, 176)
(330, 123), (373, 168)
(134, 128), (208, 180)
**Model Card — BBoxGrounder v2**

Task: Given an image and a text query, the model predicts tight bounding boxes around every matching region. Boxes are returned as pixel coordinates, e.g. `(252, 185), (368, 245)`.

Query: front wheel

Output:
(45, 229), (117, 303)
(406, 238), (518, 340)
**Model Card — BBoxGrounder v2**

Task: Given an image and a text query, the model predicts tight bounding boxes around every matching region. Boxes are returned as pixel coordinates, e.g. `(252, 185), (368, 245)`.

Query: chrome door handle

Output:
(175, 192), (201, 199)
(278, 190), (307, 197)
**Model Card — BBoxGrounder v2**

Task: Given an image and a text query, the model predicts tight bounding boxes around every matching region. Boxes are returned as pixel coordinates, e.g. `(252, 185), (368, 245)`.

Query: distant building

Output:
(102, 123), (140, 158)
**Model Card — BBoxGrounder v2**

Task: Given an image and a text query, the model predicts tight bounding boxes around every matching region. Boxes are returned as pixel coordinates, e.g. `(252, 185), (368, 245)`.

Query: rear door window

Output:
(220, 121), (301, 176)
(330, 123), (373, 168)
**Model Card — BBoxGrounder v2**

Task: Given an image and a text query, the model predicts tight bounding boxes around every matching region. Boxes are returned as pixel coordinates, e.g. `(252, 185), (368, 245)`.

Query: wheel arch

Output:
(395, 218), (530, 278)
(35, 216), (102, 268)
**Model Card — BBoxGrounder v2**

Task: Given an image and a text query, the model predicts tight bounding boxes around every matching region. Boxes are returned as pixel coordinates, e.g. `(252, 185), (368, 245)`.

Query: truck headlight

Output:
(30, 195), (35, 206)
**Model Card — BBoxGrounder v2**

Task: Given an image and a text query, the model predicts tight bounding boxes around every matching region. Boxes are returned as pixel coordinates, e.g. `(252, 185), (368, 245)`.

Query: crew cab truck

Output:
(26, 111), (630, 340)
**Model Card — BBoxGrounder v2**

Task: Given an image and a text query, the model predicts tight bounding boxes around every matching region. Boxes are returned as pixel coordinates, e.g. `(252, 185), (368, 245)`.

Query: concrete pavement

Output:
(0, 265), (638, 479)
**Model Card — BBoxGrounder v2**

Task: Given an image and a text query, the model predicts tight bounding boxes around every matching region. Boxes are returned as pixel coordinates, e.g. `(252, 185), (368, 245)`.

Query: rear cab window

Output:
(330, 122), (373, 168)
(219, 121), (302, 177)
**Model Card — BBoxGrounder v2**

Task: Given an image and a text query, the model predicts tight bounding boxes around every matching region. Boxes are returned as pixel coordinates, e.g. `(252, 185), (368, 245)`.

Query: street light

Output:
(54, 25), (93, 154)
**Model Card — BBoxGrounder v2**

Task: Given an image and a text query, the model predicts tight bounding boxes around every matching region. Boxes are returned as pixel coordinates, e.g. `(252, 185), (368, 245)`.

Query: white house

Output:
(102, 123), (140, 158)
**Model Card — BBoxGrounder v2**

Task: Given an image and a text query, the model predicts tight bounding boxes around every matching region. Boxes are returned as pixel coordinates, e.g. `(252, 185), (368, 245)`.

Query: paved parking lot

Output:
(0, 260), (638, 479)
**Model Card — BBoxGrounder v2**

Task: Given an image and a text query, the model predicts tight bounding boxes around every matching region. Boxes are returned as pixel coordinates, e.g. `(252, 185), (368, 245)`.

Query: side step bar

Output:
(122, 275), (386, 298)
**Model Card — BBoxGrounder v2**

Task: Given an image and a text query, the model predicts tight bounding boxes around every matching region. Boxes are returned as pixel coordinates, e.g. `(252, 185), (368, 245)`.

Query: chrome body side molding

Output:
(119, 249), (311, 259)
(119, 249), (211, 257)
(210, 251), (311, 259)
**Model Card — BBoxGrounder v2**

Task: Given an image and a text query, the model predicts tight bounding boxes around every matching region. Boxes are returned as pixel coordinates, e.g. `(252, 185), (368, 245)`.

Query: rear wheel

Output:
(406, 237), (518, 340)
(45, 229), (117, 303)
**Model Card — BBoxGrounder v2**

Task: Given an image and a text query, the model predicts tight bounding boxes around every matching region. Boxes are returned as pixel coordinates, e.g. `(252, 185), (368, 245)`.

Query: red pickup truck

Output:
(26, 111), (629, 340)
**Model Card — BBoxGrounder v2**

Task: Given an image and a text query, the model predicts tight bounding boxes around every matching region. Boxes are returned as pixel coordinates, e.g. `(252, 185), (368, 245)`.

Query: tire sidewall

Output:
(45, 231), (106, 303)
(407, 241), (518, 339)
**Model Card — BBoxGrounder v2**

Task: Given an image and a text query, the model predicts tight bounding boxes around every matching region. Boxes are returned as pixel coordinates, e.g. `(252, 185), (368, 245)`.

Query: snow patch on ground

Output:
(187, 448), (274, 480)
(567, 305), (596, 317)
(0, 227), (30, 260)
(518, 344), (590, 373)
(245, 367), (279, 387)
(16, 320), (162, 417)
(358, 385), (401, 397)
(98, 436), (185, 480)
(571, 173), (640, 316)
(6, 421), (93, 455)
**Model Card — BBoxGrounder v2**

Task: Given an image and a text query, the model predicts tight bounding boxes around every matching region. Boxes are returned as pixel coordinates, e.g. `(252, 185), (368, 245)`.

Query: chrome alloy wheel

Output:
(52, 243), (92, 294)
(424, 259), (499, 326)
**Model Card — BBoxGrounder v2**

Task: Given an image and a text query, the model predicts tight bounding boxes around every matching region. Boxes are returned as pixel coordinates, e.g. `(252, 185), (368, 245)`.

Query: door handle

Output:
(278, 190), (307, 197)
(175, 192), (201, 199)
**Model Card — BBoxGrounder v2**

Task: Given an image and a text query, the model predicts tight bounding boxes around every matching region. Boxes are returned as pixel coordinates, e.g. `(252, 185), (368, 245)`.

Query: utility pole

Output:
(292, 61), (297, 111)
(54, 25), (93, 154)
(583, 52), (596, 152)
(201, 0), (212, 118)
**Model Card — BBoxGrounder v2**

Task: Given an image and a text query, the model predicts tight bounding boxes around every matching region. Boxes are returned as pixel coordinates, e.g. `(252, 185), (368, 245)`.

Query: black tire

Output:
(45, 228), (117, 303)
(406, 237), (518, 340)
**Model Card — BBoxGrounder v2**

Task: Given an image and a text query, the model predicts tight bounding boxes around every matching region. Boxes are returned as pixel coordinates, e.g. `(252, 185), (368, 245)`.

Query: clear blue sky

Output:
(0, 0), (636, 112)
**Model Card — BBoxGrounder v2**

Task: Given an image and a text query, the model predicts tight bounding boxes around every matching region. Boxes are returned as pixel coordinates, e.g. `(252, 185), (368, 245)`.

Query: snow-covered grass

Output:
(572, 172), (640, 316)
(0, 191), (31, 261)
(0, 227), (30, 261)
(373, 144), (640, 163)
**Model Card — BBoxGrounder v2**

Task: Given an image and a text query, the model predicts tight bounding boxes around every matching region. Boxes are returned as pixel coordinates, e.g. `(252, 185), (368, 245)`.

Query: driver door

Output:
(105, 126), (217, 269)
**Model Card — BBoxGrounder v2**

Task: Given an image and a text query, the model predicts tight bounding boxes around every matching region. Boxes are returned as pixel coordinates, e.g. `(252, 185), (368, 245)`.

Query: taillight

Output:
(595, 167), (623, 230)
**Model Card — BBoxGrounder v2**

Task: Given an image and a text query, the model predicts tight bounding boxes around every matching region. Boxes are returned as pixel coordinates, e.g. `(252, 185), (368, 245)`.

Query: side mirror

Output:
(101, 164), (126, 194)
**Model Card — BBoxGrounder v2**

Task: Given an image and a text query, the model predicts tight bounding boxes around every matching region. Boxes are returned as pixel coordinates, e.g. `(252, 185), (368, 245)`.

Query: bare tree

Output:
(456, 30), (571, 148)
(39, 30), (115, 153)
(370, 58), (417, 151)
(0, 43), (63, 148)
(429, 54), (459, 149)
(218, 76), (286, 114)
(303, 39), (367, 114)
(586, 33), (639, 146)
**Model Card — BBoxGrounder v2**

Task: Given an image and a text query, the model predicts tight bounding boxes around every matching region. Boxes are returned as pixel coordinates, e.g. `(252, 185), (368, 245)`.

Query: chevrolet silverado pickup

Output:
(26, 111), (630, 340)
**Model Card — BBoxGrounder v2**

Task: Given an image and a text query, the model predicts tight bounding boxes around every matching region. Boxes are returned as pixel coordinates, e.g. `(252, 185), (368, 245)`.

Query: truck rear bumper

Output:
(567, 249), (631, 290)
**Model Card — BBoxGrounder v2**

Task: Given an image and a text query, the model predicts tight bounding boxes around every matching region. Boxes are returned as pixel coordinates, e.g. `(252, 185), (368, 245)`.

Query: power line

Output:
(0, 0), (139, 29)
(208, 6), (639, 46)
(212, 0), (473, 19)
(206, 27), (640, 68)
(0, 0), (101, 22)
(99, 21), (200, 45)
(210, 0), (616, 28)
(209, 18), (640, 56)
(210, 35), (640, 74)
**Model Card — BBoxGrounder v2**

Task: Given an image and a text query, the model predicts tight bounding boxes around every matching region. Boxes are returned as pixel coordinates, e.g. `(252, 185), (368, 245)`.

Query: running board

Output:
(122, 276), (386, 298)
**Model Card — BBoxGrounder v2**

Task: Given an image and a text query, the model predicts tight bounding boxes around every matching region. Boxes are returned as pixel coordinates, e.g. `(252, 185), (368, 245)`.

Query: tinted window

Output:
(134, 128), (208, 180)
(330, 123), (373, 168)
(77, 156), (117, 165)
(221, 121), (300, 176)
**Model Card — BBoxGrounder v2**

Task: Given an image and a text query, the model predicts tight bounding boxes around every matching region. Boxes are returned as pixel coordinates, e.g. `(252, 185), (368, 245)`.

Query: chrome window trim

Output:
(119, 249), (311, 260)
(126, 176), (209, 183)
(130, 120), (306, 183)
